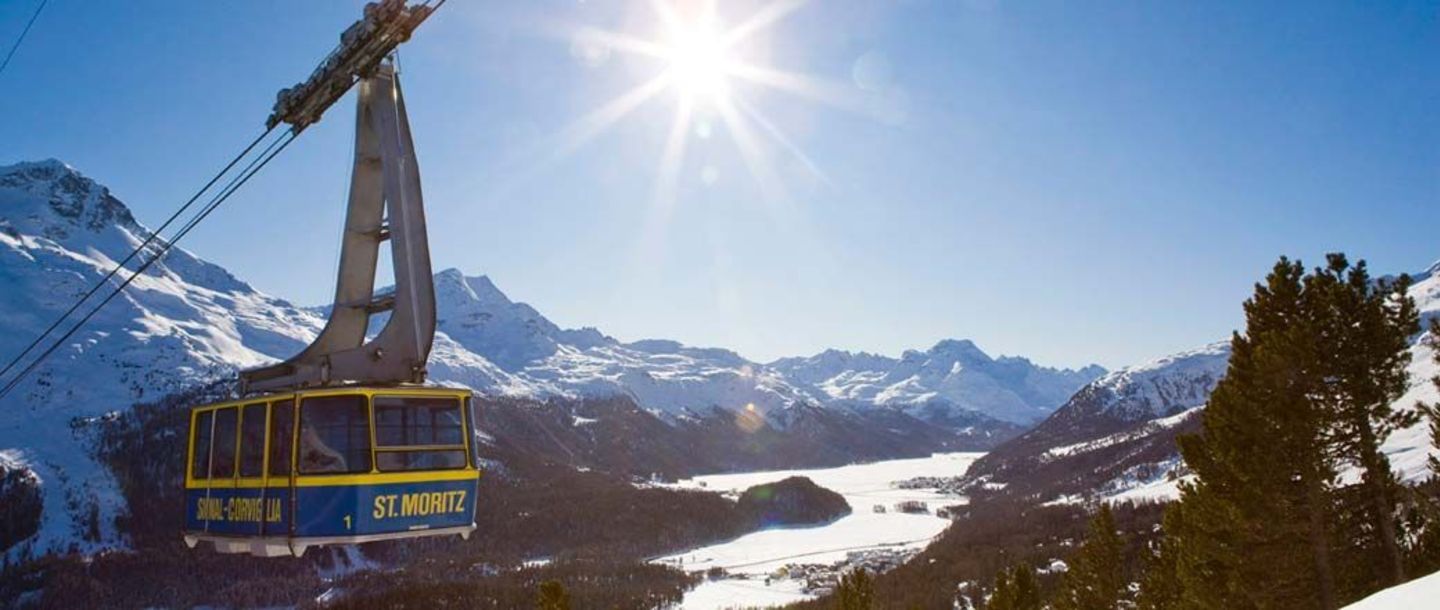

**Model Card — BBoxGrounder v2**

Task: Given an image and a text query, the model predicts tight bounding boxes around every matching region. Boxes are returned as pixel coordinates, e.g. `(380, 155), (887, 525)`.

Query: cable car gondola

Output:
(183, 387), (478, 557)
(181, 1), (479, 557)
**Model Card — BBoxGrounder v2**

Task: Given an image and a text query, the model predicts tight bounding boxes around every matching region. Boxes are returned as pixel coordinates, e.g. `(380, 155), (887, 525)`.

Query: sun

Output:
(661, 20), (732, 101)
(554, 0), (849, 208)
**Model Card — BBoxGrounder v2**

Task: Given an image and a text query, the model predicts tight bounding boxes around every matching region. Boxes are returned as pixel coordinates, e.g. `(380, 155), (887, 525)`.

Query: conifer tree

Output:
(1009, 564), (1042, 610)
(837, 567), (874, 610)
(1054, 504), (1125, 610)
(988, 568), (1015, 610)
(987, 564), (1041, 610)
(536, 579), (570, 610)
(1169, 258), (1340, 609)
(1136, 503), (1184, 610)
(1309, 254), (1418, 586)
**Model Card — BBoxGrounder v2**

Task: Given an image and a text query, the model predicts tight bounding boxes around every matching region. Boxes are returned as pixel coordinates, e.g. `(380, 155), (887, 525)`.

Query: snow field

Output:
(658, 452), (983, 609)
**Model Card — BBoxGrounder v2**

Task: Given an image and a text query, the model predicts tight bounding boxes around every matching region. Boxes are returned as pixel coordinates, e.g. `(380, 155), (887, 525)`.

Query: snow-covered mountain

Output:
(964, 265), (1440, 506)
(423, 270), (821, 422)
(0, 160), (1098, 556)
(959, 343), (1228, 503)
(0, 160), (326, 556)
(420, 271), (1104, 426)
(772, 341), (1105, 424)
(1019, 342), (1230, 453)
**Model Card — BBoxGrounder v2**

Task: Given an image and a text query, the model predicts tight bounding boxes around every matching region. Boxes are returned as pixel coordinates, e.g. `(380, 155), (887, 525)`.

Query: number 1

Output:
(343, 514), (352, 530)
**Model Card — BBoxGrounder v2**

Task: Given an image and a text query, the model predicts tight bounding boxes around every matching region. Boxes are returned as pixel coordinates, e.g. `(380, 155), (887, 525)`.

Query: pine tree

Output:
(1136, 503), (1184, 610)
(837, 567), (874, 610)
(1165, 258), (1341, 609)
(536, 579), (571, 610)
(1309, 254), (1419, 587)
(1009, 564), (1042, 610)
(1054, 504), (1126, 610)
(988, 568), (1015, 610)
(987, 564), (1041, 610)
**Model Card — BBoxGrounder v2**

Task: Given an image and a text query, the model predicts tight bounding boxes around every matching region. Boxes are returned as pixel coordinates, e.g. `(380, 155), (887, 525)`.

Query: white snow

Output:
(1105, 473), (1188, 505)
(1080, 342), (1230, 423)
(680, 578), (811, 610)
(1376, 336), (1440, 484)
(1343, 569), (1440, 609)
(657, 452), (983, 609)
(1045, 407), (1203, 460)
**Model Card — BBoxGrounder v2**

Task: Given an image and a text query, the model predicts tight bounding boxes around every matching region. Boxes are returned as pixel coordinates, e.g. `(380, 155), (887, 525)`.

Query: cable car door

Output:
(230, 402), (268, 537)
(263, 399), (296, 539)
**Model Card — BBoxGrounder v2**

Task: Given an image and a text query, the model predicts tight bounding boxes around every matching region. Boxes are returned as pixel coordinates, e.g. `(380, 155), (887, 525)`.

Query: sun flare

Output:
(661, 20), (732, 101)
(557, 0), (843, 210)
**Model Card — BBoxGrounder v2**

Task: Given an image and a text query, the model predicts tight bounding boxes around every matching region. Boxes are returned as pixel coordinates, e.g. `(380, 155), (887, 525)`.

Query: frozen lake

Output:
(657, 452), (984, 609)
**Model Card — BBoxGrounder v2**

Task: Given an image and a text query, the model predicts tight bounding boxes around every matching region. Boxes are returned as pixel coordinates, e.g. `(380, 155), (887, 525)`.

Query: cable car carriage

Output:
(183, 2), (478, 557)
(184, 387), (479, 557)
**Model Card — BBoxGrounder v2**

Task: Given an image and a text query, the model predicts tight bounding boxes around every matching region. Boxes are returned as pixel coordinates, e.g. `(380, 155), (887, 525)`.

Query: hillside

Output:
(736, 476), (851, 528)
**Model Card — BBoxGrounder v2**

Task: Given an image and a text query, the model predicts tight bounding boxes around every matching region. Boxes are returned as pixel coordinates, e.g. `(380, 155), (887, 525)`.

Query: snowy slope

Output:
(1343, 569), (1440, 609)
(0, 160), (324, 556)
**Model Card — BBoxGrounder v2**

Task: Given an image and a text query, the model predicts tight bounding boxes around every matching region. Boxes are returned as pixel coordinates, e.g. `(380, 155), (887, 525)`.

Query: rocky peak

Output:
(927, 339), (992, 364)
(0, 160), (141, 239)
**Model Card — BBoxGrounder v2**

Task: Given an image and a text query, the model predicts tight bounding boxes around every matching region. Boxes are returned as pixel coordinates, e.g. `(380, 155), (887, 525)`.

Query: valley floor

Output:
(656, 452), (983, 609)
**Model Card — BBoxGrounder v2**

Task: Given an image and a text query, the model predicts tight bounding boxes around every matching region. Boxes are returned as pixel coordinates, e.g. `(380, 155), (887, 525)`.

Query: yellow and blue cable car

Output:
(181, 1), (481, 557)
(182, 387), (480, 557)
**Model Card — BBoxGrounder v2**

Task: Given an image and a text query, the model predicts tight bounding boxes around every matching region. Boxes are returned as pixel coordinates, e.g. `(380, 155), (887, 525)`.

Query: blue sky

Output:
(2, 1), (1436, 369)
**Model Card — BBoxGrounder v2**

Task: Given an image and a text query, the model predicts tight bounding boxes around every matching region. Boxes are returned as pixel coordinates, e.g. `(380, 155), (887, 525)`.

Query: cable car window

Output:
(212, 407), (239, 479)
(269, 399), (294, 477)
(373, 396), (467, 472)
(238, 403), (267, 477)
(374, 396), (464, 445)
(298, 395), (371, 474)
(191, 409), (214, 480)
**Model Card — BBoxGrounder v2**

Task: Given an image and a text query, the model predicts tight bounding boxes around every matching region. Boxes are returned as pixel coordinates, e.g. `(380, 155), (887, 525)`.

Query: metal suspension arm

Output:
(241, 67), (436, 392)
